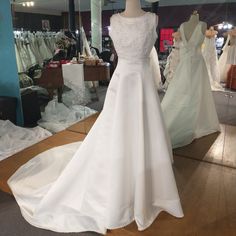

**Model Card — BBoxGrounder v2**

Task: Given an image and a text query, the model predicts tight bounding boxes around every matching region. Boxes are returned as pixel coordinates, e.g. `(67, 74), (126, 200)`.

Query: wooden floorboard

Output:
(108, 156), (236, 236)
(0, 130), (85, 193)
(174, 124), (236, 169)
(67, 112), (100, 134)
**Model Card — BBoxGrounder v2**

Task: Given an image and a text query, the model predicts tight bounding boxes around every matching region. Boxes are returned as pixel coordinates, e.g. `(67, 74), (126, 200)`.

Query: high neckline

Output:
(118, 11), (148, 20)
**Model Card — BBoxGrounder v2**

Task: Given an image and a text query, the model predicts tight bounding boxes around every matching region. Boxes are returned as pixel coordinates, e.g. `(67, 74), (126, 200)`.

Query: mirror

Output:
(9, 0), (236, 169)
(156, 1), (236, 169)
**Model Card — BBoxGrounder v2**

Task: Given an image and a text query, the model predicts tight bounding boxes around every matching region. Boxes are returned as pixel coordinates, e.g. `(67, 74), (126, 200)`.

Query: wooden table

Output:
(84, 63), (110, 81)
(36, 63), (110, 102)
(35, 67), (63, 102)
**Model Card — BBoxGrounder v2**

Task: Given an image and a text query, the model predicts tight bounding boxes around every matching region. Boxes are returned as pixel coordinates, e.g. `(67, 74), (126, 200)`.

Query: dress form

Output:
(183, 11), (207, 41)
(121, 0), (146, 17)
(226, 28), (236, 89)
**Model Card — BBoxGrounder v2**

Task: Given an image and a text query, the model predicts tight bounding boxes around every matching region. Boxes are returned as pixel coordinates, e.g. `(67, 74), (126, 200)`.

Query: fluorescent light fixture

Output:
(21, 1), (35, 7)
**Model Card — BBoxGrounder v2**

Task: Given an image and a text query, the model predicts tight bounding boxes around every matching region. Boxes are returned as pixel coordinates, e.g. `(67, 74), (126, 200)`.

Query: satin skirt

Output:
(8, 58), (183, 234)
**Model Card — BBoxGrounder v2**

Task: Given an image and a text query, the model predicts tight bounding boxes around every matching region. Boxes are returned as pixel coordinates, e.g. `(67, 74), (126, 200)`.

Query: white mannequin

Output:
(182, 11), (207, 41)
(121, 0), (146, 18)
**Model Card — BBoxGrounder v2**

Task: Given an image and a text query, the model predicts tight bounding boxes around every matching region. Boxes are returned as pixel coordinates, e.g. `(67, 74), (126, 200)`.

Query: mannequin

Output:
(161, 10), (220, 148)
(183, 11), (207, 41)
(121, 0), (146, 18)
(226, 28), (236, 89)
(205, 26), (218, 38)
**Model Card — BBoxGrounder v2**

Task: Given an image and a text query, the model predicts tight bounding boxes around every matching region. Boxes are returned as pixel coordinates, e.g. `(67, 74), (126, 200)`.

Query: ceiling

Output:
(13, 0), (236, 15)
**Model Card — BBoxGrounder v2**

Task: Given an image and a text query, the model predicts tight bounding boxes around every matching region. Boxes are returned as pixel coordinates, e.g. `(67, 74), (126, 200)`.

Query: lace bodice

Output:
(109, 12), (158, 60)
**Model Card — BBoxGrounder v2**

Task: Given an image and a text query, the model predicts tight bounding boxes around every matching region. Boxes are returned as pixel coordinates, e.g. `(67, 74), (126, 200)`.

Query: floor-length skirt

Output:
(8, 58), (183, 234)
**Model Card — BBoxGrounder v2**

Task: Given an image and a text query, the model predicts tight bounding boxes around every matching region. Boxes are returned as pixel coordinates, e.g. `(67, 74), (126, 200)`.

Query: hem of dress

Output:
(11, 196), (183, 235)
(173, 126), (220, 149)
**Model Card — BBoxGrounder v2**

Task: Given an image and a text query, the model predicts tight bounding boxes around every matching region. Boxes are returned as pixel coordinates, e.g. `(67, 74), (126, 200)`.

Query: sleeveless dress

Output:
(161, 22), (220, 149)
(8, 12), (183, 234)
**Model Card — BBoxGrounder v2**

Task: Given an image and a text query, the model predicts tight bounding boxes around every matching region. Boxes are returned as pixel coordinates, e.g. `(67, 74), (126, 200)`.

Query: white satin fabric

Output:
(8, 12), (183, 234)
(161, 22), (220, 148)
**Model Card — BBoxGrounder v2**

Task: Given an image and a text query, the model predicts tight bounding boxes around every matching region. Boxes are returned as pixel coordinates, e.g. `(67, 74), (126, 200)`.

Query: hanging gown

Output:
(161, 22), (220, 149)
(8, 12), (183, 235)
(202, 37), (223, 91)
(163, 39), (182, 89)
(14, 42), (24, 73)
(219, 35), (231, 82)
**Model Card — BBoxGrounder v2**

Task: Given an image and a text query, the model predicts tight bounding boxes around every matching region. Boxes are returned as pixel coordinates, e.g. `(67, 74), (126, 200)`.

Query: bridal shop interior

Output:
(1, 0), (236, 235)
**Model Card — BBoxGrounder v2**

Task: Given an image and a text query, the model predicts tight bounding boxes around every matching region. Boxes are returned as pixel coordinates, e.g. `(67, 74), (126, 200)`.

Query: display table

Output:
(84, 63), (110, 100)
(84, 63), (110, 81)
(36, 63), (110, 102)
(35, 67), (63, 102)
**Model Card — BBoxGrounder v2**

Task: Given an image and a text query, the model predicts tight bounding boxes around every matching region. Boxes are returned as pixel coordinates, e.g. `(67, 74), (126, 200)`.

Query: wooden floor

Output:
(174, 124), (236, 169)
(1, 113), (236, 235)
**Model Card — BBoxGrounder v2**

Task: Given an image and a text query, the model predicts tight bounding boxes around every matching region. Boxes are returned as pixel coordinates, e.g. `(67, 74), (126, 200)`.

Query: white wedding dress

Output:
(8, 12), (183, 234)
(161, 22), (220, 148)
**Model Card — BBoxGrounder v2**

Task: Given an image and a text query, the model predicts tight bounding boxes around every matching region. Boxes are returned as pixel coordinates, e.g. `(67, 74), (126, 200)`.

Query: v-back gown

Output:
(8, 12), (183, 234)
(161, 22), (220, 149)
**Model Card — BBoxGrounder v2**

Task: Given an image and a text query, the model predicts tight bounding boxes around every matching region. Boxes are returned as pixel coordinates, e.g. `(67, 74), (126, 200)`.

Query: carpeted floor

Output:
(0, 191), (100, 236)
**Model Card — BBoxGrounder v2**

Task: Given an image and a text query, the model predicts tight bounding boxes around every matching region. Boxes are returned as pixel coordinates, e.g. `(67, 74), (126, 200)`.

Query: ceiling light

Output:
(228, 23), (233, 29)
(21, 1), (35, 7)
(217, 22), (233, 30)
(218, 24), (223, 30)
(223, 24), (228, 29)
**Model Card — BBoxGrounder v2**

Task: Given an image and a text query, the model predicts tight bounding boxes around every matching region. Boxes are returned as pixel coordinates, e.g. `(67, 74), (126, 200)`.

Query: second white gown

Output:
(161, 22), (220, 148)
